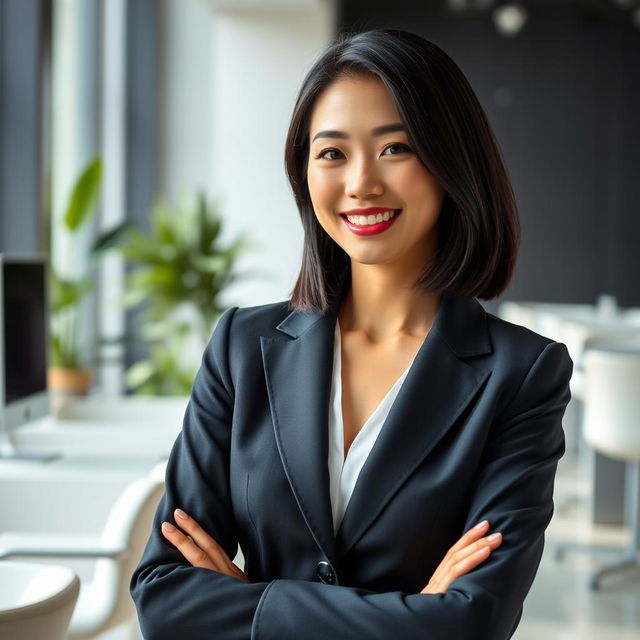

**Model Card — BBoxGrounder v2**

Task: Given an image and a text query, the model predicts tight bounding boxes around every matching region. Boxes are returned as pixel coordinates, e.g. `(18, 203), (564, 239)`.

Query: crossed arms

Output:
(130, 306), (573, 640)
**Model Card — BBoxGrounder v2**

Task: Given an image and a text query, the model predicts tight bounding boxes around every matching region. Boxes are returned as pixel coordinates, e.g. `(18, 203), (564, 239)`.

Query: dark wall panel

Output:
(0, 0), (45, 253)
(338, 0), (640, 307)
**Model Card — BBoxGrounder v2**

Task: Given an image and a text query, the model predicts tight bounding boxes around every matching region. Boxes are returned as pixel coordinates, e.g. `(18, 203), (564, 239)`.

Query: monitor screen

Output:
(3, 261), (48, 403)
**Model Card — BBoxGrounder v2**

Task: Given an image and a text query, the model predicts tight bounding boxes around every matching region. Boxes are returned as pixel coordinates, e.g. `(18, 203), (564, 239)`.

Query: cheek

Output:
(307, 167), (340, 213)
(397, 165), (444, 206)
(306, 171), (339, 239)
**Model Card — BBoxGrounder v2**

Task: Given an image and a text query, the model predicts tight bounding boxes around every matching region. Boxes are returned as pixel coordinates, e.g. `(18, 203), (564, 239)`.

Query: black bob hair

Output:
(285, 29), (520, 313)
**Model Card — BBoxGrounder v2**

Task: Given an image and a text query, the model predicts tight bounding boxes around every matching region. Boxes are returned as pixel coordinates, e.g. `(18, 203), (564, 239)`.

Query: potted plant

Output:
(113, 191), (264, 395)
(47, 156), (105, 398)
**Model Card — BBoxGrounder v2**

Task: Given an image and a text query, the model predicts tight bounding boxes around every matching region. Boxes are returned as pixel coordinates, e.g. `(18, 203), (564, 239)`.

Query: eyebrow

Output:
(311, 122), (406, 143)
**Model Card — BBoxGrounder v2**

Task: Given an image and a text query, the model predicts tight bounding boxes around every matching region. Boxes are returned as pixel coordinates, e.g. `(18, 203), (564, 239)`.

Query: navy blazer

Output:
(130, 292), (573, 640)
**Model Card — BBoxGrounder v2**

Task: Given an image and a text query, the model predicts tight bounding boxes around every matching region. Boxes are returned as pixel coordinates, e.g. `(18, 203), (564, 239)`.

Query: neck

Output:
(338, 262), (440, 343)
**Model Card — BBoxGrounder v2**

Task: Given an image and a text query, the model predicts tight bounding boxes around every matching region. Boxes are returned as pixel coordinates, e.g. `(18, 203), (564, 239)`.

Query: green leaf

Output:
(50, 334), (63, 367)
(150, 201), (174, 243)
(64, 157), (102, 231)
(139, 319), (189, 341)
(191, 255), (228, 274)
(125, 360), (155, 388)
(112, 190), (260, 395)
(50, 272), (94, 312)
(91, 221), (131, 255)
(196, 192), (222, 251)
(120, 287), (149, 308)
(117, 228), (168, 263)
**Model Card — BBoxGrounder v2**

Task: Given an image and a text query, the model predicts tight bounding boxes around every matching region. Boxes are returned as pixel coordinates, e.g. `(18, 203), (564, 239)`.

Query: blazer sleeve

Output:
(130, 305), (271, 640)
(250, 340), (573, 640)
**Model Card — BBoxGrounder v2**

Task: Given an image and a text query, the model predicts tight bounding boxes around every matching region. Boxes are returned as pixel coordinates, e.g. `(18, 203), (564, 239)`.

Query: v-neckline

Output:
(335, 320), (415, 462)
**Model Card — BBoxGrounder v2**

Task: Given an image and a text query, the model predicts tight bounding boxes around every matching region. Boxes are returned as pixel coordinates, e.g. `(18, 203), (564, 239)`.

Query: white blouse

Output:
(328, 320), (417, 534)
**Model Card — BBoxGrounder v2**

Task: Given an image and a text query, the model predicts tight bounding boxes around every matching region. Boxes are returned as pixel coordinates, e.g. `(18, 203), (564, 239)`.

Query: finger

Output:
(173, 509), (241, 577)
(436, 520), (488, 577)
(423, 546), (491, 594)
(426, 531), (502, 593)
(423, 533), (502, 595)
(161, 521), (217, 570)
(441, 520), (489, 564)
(448, 544), (493, 585)
(230, 563), (250, 582)
(449, 532), (503, 567)
(162, 520), (248, 581)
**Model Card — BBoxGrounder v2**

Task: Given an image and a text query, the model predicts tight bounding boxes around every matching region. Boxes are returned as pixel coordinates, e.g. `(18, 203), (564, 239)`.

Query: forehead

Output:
(308, 75), (401, 136)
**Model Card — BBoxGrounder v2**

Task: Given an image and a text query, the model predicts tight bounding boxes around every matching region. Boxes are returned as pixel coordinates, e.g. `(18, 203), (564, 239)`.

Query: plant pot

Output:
(47, 367), (92, 417)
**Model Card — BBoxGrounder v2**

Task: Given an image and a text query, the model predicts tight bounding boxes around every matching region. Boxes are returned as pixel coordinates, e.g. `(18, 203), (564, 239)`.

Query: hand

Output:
(161, 508), (249, 583)
(420, 519), (502, 594)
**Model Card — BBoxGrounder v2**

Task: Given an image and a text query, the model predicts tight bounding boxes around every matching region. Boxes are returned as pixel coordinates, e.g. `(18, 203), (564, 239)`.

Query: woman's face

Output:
(306, 73), (445, 270)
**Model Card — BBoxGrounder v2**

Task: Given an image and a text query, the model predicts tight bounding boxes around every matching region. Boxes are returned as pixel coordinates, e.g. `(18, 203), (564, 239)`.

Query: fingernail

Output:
(175, 509), (188, 519)
(474, 520), (488, 529)
(488, 532), (502, 542)
(162, 521), (176, 532)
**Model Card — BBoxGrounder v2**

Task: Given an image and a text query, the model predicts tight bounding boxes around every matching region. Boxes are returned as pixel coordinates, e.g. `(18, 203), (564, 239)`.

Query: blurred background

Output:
(0, 0), (639, 638)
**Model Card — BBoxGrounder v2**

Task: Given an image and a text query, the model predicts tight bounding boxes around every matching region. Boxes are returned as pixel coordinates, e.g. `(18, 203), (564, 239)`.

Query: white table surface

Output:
(0, 396), (187, 533)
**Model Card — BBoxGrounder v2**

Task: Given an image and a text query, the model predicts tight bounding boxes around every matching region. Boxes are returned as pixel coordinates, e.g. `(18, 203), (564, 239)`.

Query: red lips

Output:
(339, 208), (402, 236)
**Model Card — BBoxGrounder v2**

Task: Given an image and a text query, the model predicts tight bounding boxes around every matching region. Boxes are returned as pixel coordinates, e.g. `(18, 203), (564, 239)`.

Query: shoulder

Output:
(209, 299), (294, 360)
(204, 300), (294, 385)
(485, 305), (573, 370)
(222, 299), (293, 340)
(485, 308), (556, 358)
(480, 307), (574, 415)
(441, 295), (571, 374)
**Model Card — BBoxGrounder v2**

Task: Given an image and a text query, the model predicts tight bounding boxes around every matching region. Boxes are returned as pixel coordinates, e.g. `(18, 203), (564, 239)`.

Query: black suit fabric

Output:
(130, 292), (573, 640)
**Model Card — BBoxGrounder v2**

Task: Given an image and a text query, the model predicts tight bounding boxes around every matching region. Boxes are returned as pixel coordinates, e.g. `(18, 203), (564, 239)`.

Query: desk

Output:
(0, 396), (187, 533)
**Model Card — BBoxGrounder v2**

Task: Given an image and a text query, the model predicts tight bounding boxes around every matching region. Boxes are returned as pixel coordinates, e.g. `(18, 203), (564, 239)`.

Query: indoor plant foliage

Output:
(116, 191), (256, 395)
(49, 156), (104, 393)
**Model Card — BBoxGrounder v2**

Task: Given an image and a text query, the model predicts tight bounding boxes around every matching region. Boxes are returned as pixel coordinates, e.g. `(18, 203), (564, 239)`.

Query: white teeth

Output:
(346, 210), (398, 226)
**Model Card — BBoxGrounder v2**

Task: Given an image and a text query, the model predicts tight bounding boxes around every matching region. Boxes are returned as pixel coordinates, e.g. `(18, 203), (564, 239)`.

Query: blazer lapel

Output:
(261, 290), (493, 563)
(335, 294), (493, 555)
(260, 307), (338, 564)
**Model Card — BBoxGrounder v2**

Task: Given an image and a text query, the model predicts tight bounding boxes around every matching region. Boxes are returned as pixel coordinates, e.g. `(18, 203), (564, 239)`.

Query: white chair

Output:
(559, 323), (640, 468)
(0, 561), (79, 640)
(560, 322), (640, 400)
(556, 347), (640, 589)
(0, 459), (166, 638)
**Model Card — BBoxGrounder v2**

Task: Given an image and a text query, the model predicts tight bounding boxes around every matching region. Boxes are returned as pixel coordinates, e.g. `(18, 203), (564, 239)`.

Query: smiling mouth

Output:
(339, 209), (401, 226)
(339, 209), (402, 236)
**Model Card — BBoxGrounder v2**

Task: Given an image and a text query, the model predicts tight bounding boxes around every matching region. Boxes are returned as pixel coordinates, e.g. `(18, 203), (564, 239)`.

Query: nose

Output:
(345, 158), (383, 200)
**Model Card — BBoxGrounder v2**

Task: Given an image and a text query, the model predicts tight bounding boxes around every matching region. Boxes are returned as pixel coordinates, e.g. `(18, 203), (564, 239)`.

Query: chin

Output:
(347, 252), (396, 266)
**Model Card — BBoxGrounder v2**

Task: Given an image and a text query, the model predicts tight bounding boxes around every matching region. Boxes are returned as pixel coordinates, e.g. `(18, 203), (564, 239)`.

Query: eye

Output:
(315, 148), (344, 161)
(382, 143), (413, 156)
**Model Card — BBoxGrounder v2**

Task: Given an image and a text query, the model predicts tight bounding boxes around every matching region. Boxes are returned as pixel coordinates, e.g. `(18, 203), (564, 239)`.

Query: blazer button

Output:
(316, 561), (335, 584)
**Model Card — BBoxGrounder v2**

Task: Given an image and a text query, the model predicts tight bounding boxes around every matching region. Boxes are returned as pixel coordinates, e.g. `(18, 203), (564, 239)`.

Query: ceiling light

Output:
(493, 3), (528, 37)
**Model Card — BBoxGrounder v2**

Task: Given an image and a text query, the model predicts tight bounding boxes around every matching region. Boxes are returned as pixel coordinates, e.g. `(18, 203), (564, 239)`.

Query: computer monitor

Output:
(0, 253), (56, 461)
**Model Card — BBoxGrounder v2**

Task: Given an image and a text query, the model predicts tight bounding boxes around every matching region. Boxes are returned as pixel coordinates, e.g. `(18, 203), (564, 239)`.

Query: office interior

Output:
(0, 0), (638, 638)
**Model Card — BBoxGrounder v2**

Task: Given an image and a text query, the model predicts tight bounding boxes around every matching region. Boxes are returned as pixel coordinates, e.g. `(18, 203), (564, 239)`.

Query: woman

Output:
(131, 29), (573, 639)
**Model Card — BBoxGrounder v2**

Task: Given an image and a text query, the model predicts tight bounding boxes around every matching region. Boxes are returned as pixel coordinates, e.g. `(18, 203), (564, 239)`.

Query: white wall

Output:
(158, 0), (336, 308)
(209, 2), (337, 307)
(51, 0), (101, 370)
(159, 0), (214, 202)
